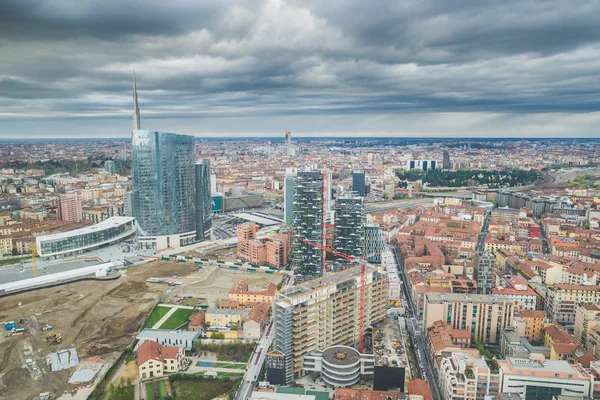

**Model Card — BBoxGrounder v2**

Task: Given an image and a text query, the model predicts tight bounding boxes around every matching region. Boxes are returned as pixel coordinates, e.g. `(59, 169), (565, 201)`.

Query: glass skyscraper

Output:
(195, 159), (212, 241)
(352, 170), (366, 196)
(132, 130), (196, 248)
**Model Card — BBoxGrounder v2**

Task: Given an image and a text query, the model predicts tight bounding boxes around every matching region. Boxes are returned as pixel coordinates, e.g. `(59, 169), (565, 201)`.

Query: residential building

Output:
(545, 284), (600, 329)
(333, 196), (364, 263)
(137, 340), (184, 380)
(442, 151), (451, 170)
(475, 252), (496, 295)
(497, 353), (592, 399)
(57, 193), (82, 223)
(423, 293), (515, 344)
(267, 265), (388, 384)
(352, 170), (366, 196)
(228, 281), (277, 305)
(35, 216), (136, 258)
(293, 171), (324, 279)
(205, 308), (245, 328)
(493, 273), (537, 312)
(104, 160), (116, 174)
(195, 159), (212, 241)
(543, 321), (597, 367)
(132, 130), (196, 250)
(439, 352), (500, 399)
(407, 160), (437, 171)
(188, 311), (205, 332)
(243, 302), (270, 340)
(574, 304), (600, 349)
(365, 223), (386, 263)
(284, 167), (297, 225)
(520, 310), (546, 342)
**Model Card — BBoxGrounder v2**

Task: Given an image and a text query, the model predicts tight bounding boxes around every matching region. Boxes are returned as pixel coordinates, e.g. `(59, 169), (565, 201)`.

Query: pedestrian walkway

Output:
(151, 307), (177, 329)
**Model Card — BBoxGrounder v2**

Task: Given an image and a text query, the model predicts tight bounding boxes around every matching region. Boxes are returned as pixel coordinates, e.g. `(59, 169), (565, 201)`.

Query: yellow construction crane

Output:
(30, 243), (37, 278)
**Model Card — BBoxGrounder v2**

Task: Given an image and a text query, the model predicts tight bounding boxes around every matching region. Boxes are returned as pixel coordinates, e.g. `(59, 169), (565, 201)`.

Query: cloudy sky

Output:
(1, 0), (599, 138)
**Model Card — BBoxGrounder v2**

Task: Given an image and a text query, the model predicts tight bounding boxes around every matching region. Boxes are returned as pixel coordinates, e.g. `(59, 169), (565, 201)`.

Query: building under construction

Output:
(266, 265), (388, 385)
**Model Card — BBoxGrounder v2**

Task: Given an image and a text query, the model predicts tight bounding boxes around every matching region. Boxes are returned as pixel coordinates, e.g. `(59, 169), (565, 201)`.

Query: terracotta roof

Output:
(407, 379), (433, 400)
(335, 389), (403, 400)
(188, 311), (205, 327)
(137, 340), (180, 366)
(520, 310), (545, 319)
(246, 302), (270, 324)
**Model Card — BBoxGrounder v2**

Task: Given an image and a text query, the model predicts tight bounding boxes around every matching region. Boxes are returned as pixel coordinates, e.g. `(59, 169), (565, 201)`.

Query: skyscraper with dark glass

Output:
(195, 159), (212, 241)
(132, 130), (196, 249)
(352, 170), (366, 196)
(292, 171), (323, 279)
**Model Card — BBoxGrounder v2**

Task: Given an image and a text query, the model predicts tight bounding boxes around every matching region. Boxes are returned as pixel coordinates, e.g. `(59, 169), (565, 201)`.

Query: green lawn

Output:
(145, 383), (155, 400)
(0, 256), (30, 267)
(158, 380), (167, 398)
(144, 306), (172, 328)
(213, 362), (246, 370)
(160, 308), (192, 329)
(171, 379), (238, 400)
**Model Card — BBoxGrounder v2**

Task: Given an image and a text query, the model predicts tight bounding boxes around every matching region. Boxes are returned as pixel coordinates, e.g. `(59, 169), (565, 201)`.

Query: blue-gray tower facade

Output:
(195, 159), (212, 241)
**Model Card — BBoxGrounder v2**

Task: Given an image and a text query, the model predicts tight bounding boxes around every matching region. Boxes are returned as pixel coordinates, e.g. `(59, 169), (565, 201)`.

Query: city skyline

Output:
(1, 1), (600, 138)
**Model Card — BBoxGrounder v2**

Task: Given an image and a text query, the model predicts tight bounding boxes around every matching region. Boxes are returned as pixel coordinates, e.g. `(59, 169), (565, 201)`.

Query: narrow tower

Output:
(133, 71), (141, 131)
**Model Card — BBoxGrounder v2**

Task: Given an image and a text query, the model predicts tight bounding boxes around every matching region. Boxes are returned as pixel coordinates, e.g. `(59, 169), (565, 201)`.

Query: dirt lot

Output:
(165, 265), (283, 307)
(0, 261), (196, 400)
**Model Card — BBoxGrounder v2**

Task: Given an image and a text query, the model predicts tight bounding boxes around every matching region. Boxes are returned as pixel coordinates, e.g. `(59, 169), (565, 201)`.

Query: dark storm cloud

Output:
(0, 0), (599, 136)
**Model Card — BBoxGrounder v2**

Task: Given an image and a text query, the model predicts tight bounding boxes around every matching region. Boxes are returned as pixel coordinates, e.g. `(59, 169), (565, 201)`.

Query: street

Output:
(392, 245), (443, 400)
(235, 319), (275, 400)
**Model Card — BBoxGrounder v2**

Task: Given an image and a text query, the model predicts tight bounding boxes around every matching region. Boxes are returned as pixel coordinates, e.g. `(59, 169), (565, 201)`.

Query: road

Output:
(365, 198), (434, 213)
(476, 209), (491, 254)
(235, 319), (275, 400)
(392, 245), (443, 400)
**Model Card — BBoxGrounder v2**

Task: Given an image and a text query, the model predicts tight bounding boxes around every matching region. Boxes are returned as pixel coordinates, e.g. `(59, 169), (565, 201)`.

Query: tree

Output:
(11, 248), (19, 256)
(382, 192), (389, 200)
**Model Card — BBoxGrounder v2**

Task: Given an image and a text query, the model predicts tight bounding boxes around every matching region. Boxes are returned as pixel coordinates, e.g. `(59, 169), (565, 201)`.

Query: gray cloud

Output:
(0, 0), (599, 137)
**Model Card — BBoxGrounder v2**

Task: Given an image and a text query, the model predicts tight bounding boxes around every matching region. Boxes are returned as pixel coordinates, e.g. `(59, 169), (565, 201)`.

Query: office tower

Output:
(292, 171), (323, 279)
(285, 131), (294, 156)
(325, 171), (333, 211)
(284, 167), (297, 225)
(424, 293), (515, 343)
(267, 265), (388, 385)
(407, 160), (437, 171)
(195, 159), (212, 241)
(132, 71), (141, 131)
(364, 223), (386, 263)
(124, 191), (133, 217)
(210, 174), (217, 194)
(58, 193), (82, 223)
(132, 130), (196, 249)
(442, 150), (451, 170)
(475, 252), (496, 295)
(333, 197), (364, 263)
(352, 170), (366, 196)
(104, 160), (116, 174)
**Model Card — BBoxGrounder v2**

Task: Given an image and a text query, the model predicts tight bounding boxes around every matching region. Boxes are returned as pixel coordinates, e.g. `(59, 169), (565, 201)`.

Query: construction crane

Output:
(300, 238), (380, 353)
(30, 243), (37, 278)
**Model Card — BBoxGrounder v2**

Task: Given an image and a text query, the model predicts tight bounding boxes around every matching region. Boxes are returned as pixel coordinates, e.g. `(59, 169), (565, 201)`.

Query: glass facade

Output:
(132, 130), (196, 240)
(38, 217), (135, 256)
(352, 170), (366, 196)
(195, 159), (212, 241)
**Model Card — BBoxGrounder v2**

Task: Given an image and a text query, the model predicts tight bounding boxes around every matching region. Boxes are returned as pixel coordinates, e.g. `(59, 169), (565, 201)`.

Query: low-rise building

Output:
(520, 309), (546, 342)
(205, 308), (245, 328)
(188, 310), (205, 332)
(243, 302), (270, 340)
(497, 353), (592, 399)
(228, 281), (277, 305)
(137, 340), (185, 380)
(136, 329), (200, 351)
(439, 352), (500, 399)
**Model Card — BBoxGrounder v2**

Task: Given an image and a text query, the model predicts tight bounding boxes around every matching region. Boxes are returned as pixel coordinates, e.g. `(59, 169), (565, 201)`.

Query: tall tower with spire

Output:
(132, 71), (141, 131)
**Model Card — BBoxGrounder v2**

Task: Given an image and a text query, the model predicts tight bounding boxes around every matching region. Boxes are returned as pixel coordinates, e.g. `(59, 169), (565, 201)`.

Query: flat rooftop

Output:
(37, 216), (135, 241)
(233, 212), (280, 226)
(322, 346), (361, 366)
(426, 292), (510, 304)
(283, 264), (377, 297)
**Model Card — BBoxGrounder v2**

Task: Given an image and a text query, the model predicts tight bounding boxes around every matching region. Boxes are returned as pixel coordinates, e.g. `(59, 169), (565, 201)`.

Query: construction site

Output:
(0, 259), (283, 400)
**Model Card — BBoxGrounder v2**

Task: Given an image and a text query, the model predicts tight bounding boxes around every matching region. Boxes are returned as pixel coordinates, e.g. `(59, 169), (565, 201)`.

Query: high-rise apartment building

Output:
(364, 223), (386, 263)
(475, 252), (496, 295)
(58, 193), (82, 223)
(284, 167), (297, 225)
(352, 170), (366, 196)
(407, 160), (437, 171)
(132, 130), (196, 250)
(195, 159), (212, 241)
(424, 293), (515, 344)
(333, 197), (364, 263)
(267, 265), (388, 385)
(292, 171), (323, 279)
(104, 160), (116, 174)
(440, 352), (500, 399)
(574, 304), (600, 349)
(442, 150), (451, 170)
(546, 284), (600, 329)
